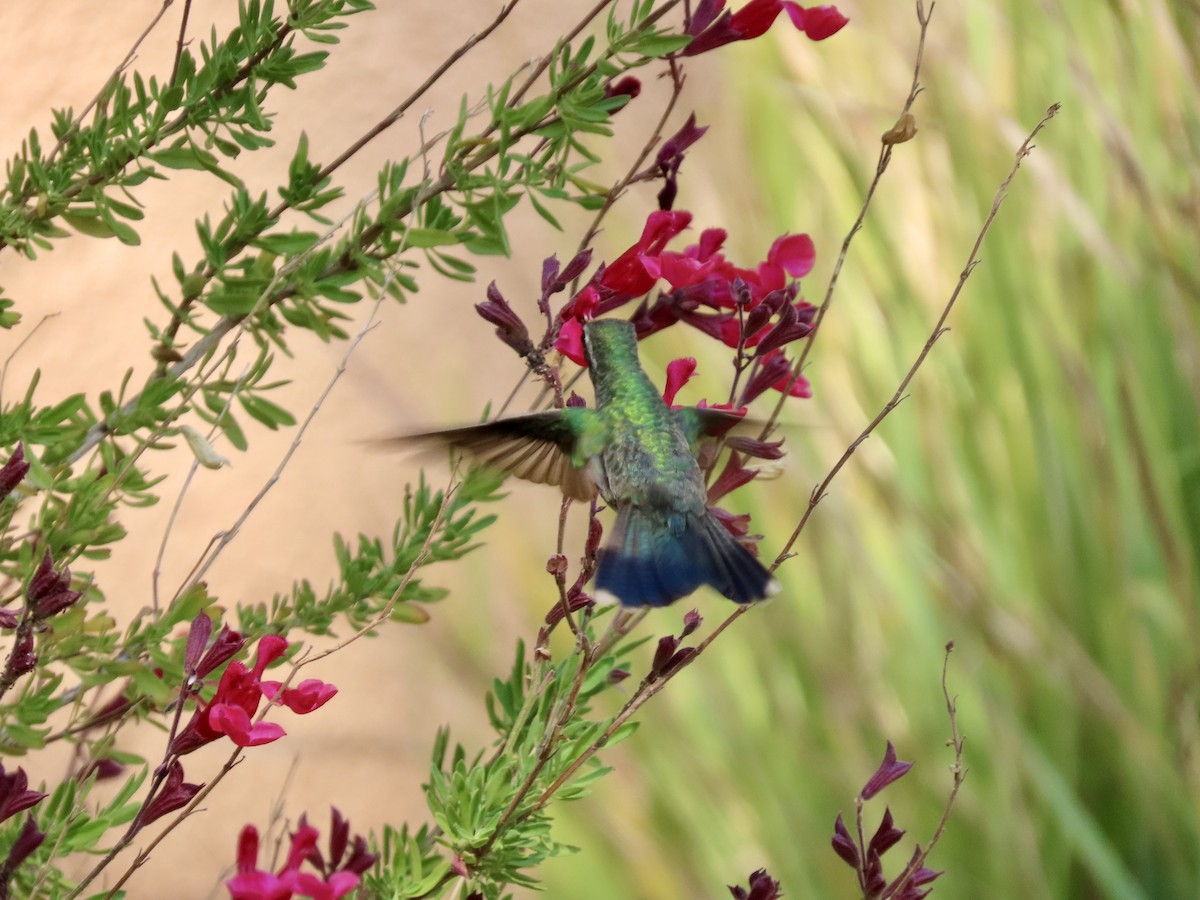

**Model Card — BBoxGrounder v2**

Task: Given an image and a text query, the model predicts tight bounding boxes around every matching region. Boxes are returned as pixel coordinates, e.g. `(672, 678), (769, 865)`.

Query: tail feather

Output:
(595, 506), (777, 607)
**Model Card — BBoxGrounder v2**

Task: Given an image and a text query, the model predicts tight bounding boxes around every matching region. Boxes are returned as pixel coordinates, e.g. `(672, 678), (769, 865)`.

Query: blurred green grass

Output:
(528, 2), (1200, 898)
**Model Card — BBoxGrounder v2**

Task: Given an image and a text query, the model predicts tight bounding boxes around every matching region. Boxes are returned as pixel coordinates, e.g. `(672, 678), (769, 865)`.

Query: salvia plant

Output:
(0, 1), (1055, 898)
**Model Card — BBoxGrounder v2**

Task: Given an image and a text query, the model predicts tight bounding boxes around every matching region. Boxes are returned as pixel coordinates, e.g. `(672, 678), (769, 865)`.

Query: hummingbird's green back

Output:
(582, 320), (707, 513)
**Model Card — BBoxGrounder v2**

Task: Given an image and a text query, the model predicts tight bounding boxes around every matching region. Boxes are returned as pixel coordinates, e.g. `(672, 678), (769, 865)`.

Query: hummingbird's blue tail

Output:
(595, 507), (778, 607)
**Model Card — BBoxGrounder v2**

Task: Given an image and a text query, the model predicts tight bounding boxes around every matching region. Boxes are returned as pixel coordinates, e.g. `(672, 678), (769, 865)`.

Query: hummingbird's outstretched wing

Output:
(375, 411), (599, 501)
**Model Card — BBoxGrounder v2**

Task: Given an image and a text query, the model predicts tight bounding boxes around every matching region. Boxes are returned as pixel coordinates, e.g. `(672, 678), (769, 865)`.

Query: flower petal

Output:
(663, 358), (698, 407)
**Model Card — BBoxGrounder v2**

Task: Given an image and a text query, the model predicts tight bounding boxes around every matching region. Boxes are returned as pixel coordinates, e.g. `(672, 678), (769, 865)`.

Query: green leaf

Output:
(238, 394), (296, 429)
(149, 145), (213, 171)
(61, 213), (115, 239)
(631, 33), (693, 57)
(403, 227), (463, 249)
(252, 231), (320, 254)
(163, 583), (214, 629)
(63, 817), (112, 852)
(390, 603), (432, 624)
(109, 219), (141, 246)
(528, 192), (563, 231)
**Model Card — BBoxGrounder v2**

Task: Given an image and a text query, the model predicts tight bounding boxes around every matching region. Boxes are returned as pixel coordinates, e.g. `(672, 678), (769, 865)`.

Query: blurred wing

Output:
(374, 411), (598, 501)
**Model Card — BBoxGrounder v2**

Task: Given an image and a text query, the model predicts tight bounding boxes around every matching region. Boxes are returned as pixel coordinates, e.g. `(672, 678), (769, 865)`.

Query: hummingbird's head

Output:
(581, 318), (638, 371)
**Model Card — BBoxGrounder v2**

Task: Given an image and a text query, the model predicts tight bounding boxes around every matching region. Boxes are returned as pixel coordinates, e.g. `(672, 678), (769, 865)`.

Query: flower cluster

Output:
(648, 609), (703, 682)
(0, 545), (86, 681)
(728, 867), (784, 900)
(172, 627), (336, 756)
(549, 210), (817, 404)
(831, 742), (942, 899)
(227, 808), (376, 900)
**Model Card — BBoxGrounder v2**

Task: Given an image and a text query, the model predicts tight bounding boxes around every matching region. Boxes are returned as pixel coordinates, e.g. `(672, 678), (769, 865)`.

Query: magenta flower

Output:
(603, 75), (642, 103)
(758, 233), (816, 289)
(1, 816), (45, 880)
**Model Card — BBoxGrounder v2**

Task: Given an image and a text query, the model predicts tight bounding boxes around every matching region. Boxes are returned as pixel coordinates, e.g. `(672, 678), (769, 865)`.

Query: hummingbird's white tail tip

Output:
(592, 588), (623, 607)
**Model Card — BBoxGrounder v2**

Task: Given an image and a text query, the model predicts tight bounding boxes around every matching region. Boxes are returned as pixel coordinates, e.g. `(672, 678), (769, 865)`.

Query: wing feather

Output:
(372, 411), (598, 501)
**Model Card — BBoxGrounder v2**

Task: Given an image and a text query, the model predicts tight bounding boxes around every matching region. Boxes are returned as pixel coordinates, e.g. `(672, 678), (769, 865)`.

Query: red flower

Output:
(261, 679), (338, 715)
(227, 812), (375, 900)
(757, 233), (816, 290)
(742, 350), (811, 403)
(0, 443), (30, 501)
(685, 1), (848, 56)
(708, 454), (758, 503)
(140, 760), (202, 828)
(26, 548), (83, 620)
(173, 635), (334, 755)
(228, 825), (294, 900)
(0, 764), (46, 824)
(554, 285), (600, 365)
(662, 358), (698, 407)
(655, 114), (709, 211)
(786, 4), (849, 41)
(554, 317), (586, 366)
(598, 210), (692, 299)
(860, 741), (914, 800)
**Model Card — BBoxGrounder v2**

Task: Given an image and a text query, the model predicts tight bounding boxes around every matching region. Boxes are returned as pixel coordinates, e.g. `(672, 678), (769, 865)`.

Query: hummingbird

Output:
(396, 318), (779, 607)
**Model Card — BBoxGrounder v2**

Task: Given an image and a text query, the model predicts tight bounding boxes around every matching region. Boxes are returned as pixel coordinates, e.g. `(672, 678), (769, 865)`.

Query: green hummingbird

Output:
(398, 318), (779, 607)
